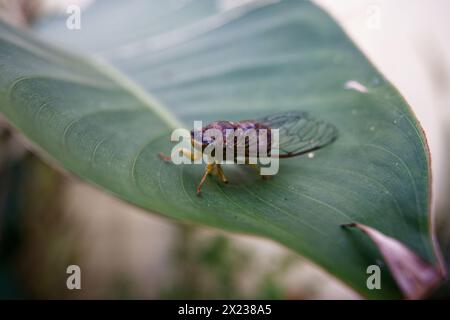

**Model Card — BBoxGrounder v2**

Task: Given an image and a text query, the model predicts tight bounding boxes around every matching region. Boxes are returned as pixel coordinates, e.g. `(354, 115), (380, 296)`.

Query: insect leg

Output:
(159, 148), (202, 162)
(158, 152), (172, 162)
(215, 164), (228, 184)
(183, 148), (202, 161)
(197, 163), (215, 195)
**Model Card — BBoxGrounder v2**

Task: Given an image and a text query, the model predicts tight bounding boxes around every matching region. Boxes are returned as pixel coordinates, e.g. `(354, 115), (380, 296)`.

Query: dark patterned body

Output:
(191, 120), (272, 159)
(190, 112), (337, 160)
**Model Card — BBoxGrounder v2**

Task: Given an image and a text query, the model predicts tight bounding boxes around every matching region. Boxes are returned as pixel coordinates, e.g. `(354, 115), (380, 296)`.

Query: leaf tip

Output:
(343, 222), (444, 299)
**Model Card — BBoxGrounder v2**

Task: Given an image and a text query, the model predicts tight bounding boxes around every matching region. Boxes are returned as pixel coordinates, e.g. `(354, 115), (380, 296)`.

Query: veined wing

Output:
(257, 111), (338, 158)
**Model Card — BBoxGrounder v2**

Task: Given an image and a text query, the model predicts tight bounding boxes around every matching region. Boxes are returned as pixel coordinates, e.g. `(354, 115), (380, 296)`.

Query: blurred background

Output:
(0, 0), (449, 299)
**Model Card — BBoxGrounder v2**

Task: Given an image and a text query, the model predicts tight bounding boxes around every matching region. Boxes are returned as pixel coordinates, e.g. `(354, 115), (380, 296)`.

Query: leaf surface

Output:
(0, 0), (443, 298)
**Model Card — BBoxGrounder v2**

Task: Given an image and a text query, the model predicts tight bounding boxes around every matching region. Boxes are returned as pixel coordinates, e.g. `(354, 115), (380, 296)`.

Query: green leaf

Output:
(0, 0), (443, 298)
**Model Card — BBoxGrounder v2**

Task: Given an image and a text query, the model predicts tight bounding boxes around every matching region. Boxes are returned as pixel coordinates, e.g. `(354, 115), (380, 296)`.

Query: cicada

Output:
(159, 111), (337, 195)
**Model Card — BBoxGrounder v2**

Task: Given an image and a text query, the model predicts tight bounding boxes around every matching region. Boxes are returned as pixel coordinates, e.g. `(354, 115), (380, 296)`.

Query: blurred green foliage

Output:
(162, 225), (298, 299)
(0, 131), (80, 298)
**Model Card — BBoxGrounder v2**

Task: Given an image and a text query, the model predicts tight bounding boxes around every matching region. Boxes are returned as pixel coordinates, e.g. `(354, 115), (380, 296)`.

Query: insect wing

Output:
(257, 111), (338, 158)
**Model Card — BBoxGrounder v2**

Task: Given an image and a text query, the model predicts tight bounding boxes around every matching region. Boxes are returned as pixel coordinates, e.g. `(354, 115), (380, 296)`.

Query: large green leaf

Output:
(0, 0), (442, 298)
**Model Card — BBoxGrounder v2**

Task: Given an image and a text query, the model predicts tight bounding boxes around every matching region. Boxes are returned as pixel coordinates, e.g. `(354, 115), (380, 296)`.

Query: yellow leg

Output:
(159, 148), (201, 162)
(197, 163), (215, 195)
(215, 164), (228, 184)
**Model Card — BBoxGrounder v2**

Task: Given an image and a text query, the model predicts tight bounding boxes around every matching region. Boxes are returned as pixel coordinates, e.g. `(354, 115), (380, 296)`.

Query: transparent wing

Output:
(257, 111), (338, 158)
